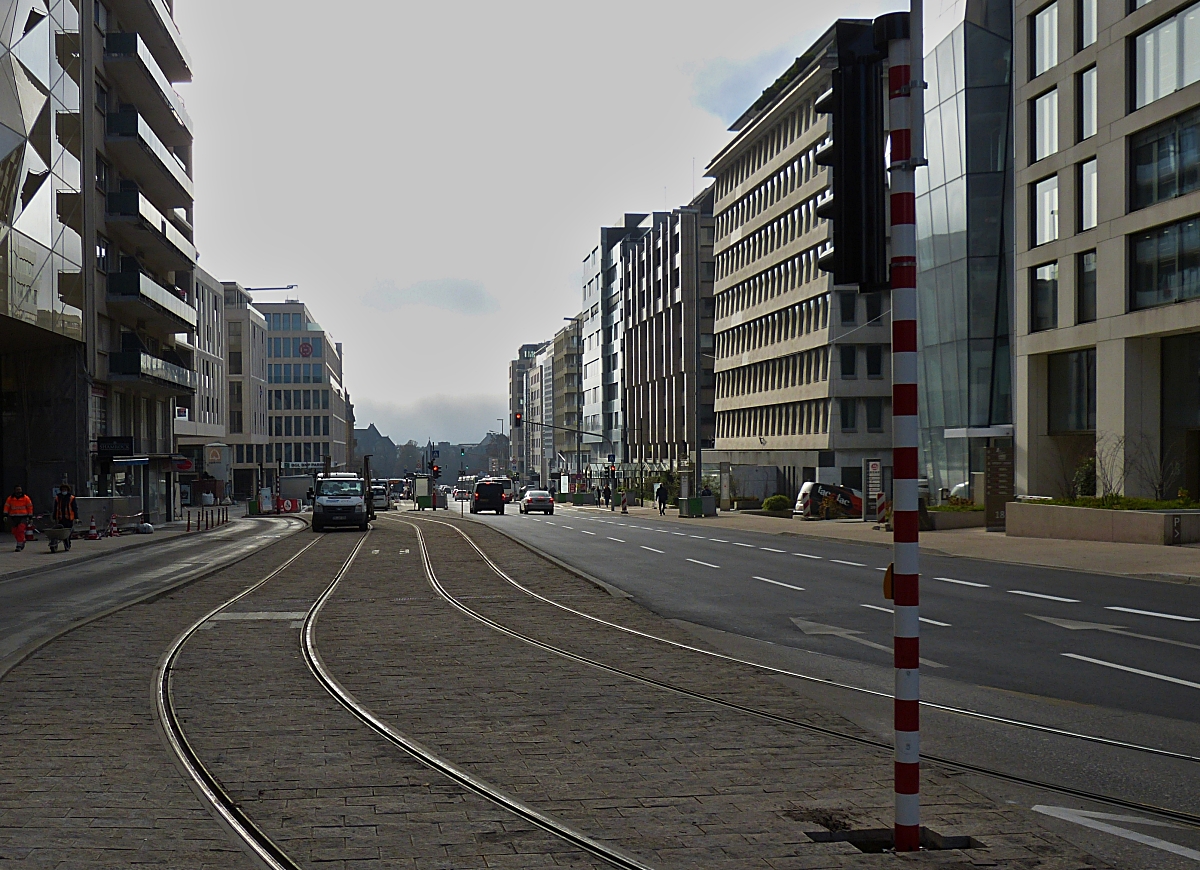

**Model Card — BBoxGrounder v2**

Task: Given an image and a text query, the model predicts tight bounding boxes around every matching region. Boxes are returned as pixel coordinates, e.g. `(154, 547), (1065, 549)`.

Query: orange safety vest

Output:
(4, 495), (33, 517)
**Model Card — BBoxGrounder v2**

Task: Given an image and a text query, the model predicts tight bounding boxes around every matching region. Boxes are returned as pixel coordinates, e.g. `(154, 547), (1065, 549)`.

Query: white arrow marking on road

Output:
(1062, 653), (1200, 690)
(753, 576), (804, 591)
(1009, 590), (1079, 602)
(687, 558), (720, 569)
(1030, 614), (1200, 651)
(1032, 805), (1200, 861)
(1106, 606), (1197, 622)
(790, 618), (946, 668)
(933, 576), (990, 588)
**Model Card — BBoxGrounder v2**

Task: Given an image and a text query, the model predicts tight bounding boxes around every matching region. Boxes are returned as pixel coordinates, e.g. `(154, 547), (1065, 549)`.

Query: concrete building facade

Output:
(172, 267), (225, 480)
(552, 322), (584, 486)
(524, 341), (553, 486)
(706, 25), (893, 497)
(508, 342), (542, 480)
(1014, 0), (1200, 498)
(221, 282), (269, 498)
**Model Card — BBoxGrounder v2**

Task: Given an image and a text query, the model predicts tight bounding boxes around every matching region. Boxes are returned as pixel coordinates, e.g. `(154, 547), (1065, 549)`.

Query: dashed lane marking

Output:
(607, 537), (625, 543)
(753, 576), (804, 591)
(829, 559), (866, 567)
(793, 553), (822, 559)
(760, 547), (785, 553)
(934, 576), (989, 588)
(1106, 606), (1197, 622)
(709, 538), (728, 543)
(687, 558), (720, 569)
(641, 546), (664, 554)
(732, 542), (755, 548)
(580, 530), (596, 535)
(1062, 653), (1200, 690)
(1009, 590), (1079, 603)
(861, 604), (951, 627)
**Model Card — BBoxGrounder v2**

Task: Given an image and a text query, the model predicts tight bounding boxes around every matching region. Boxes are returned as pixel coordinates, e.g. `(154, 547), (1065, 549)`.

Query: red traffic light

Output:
(513, 412), (523, 428)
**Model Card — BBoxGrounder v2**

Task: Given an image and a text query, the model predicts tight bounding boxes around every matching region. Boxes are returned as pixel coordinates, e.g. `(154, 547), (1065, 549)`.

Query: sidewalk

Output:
(563, 501), (1200, 582)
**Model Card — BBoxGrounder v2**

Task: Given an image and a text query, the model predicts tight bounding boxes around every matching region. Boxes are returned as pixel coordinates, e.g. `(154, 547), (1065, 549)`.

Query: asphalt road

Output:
(0, 515), (303, 672)
(470, 505), (1200, 725)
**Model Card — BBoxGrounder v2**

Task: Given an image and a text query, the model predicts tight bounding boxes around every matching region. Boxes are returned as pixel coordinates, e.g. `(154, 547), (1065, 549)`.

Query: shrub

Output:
(763, 494), (792, 512)
(1073, 456), (1096, 498)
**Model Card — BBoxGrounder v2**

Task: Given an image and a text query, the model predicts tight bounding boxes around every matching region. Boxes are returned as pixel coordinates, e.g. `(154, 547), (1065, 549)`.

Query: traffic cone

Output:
(87, 515), (99, 540)
(108, 514), (119, 537)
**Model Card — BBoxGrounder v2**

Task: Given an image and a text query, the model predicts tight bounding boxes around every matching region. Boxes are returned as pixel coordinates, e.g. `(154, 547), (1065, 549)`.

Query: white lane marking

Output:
(874, 567), (887, 571)
(760, 547), (785, 553)
(687, 558), (720, 569)
(732, 542), (755, 548)
(1033, 805), (1200, 861)
(529, 517), (541, 522)
(754, 576), (804, 591)
(561, 525), (574, 529)
(934, 576), (989, 588)
(1106, 606), (1198, 622)
(1008, 590), (1079, 603)
(672, 532), (687, 536)
(830, 559), (866, 567)
(793, 553), (822, 559)
(607, 537), (625, 543)
(580, 530), (596, 535)
(545, 521), (556, 525)
(1062, 653), (1200, 690)
(709, 538), (728, 543)
(641, 546), (664, 554)
(791, 618), (946, 668)
(371, 549), (380, 555)
(861, 603), (952, 627)
(690, 535), (706, 539)
(1030, 615), (1200, 651)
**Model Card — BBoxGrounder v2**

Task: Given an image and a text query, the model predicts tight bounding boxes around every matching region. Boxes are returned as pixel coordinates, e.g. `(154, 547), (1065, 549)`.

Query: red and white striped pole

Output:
(885, 13), (921, 853)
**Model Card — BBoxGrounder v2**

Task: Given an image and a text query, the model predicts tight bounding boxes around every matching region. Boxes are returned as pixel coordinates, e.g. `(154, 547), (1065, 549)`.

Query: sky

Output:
(174, 0), (901, 446)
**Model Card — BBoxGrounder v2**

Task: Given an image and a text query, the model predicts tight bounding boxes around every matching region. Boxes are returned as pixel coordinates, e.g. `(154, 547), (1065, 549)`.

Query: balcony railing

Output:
(105, 0), (192, 83)
(105, 32), (193, 141)
(108, 350), (196, 392)
(107, 269), (197, 331)
(106, 189), (197, 269)
(106, 107), (193, 206)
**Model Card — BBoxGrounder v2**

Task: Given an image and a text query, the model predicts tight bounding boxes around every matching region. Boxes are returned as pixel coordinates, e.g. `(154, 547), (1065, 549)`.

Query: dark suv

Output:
(470, 479), (506, 514)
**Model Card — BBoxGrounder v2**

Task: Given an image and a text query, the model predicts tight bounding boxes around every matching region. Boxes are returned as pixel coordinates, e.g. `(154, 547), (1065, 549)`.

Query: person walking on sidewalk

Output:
(52, 484), (78, 551)
(656, 483), (669, 516)
(3, 486), (34, 552)
(603, 484), (611, 509)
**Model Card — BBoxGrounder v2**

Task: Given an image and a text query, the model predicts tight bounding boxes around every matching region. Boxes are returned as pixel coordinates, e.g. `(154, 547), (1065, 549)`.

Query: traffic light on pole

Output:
(431, 464), (440, 479)
(814, 20), (888, 291)
(513, 412), (523, 428)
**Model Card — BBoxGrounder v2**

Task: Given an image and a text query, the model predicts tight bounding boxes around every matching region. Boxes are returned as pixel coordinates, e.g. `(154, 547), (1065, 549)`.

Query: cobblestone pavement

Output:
(319, 515), (1108, 869)
(0, 528), (315, 867)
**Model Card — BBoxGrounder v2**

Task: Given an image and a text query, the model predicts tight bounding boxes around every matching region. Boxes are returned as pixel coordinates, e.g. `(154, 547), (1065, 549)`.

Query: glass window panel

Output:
(840, 345), (857, 378)
(1033, 3), (1058, 77)
(966, 86), (1010, 173)
(1080, 159), (1097, 231)
(1079, 0), (1096, 49)
(1077, 250), (1097, 322)
(1079, 66), (1096, 140)
(1034, 176), (1059, 245)
(946, 176), (968, 262)
(1031, 262), (1059, 332)
(1136, 18), (1179, 109)
(1033, 89), (1058, 161)
(1185, 6), (1200, 88)
(925, 104), (946, 189)
(840, 398), (857, 431)
(968, 256), (1000, 339)
(941, 91), (963, 180)
(1048, 348), (1096, 432)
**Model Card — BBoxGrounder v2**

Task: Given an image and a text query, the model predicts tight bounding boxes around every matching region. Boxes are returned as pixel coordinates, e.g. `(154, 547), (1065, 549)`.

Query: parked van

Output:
(312, 473), (368, 532)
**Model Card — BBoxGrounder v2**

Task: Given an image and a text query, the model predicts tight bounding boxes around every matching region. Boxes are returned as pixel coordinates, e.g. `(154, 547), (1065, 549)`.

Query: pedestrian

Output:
(656, 482), (669, 516)
(594, 486), (601, 507)
(52, 484), (78, 551)
(3, 485), (34, 552)
(701, 484), (713, 497)
(603, 484), (611, 509)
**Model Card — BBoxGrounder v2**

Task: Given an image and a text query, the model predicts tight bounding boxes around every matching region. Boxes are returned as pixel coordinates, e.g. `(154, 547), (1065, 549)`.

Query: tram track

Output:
(395, 514), (1200, 829)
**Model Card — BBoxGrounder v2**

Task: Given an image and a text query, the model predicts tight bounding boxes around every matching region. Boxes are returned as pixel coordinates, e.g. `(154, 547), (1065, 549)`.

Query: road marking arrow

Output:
(1028, 614), (1200, 651)
(1033, 805), (1200, 861)
(790, 617), (945, 668)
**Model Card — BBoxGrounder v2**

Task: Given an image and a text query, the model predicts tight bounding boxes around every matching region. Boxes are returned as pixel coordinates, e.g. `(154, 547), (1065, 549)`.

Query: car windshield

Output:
(477, 483), (502, 495)
(371, 486), (386, 495)
(526, 491), (549, 498)
(317, 480), (362, 497)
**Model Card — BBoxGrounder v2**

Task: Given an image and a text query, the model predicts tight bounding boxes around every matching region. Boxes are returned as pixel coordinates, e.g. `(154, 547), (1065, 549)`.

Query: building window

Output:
(839, 292), (856, 324)
(1048, 347), (1096, 433)
(1032, 2), (1059, 78)
(1131, 107), (1200, 210)
(1131, 216), (1200, 309)
(1032, 262), (1059, 332)
(1135, 2), (1200, 109)
(866, 345), (883, 377)
(96, 154), (110, 192)
(1078, 250), (1097, 322)
(865, 292), (882, 323)
(840, 345), (857, 378)
(1033, 175), (1059, 245)
(839, 398), (857, 431)
(1080, 159), (1097, 230)
(1079, 66), (1096, 140)
(1032, 90), (1059, 161)
(865, 397), (884, 432)
(1078, 0), (1095, 49)
(96, 236), (110, 273)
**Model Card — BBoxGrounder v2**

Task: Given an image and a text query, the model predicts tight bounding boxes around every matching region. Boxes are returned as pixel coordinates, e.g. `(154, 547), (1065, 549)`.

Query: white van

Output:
(312, 473), (368, 532)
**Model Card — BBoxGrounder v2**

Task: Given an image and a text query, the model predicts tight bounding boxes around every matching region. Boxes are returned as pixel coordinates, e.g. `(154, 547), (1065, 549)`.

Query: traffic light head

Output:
(431, 464), (440, 478)
(461, 448), (466, 457)
(513, 412), (523, 428)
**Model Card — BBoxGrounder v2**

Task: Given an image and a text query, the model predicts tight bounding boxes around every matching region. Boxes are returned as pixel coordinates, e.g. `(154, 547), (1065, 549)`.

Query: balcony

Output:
(107, 270), (197, 335)
(108, 350), (196, 395)
(105, 0), (192, 83)
(106, 189), (197, 273)
(105, 33), (193, 147)
(106, 107), (193, 208)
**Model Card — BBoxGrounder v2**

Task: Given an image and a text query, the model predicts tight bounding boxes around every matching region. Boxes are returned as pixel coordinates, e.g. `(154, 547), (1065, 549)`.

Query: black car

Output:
(470, 480), (505, 514)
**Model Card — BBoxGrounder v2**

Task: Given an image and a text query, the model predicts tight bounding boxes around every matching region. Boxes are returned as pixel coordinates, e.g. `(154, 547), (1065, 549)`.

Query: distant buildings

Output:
(221, 282), (270, 499)
(508, 344), (543, 479)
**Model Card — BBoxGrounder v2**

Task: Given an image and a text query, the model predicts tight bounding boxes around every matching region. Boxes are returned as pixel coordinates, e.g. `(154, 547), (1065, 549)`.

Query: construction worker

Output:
(3, 485), (34, 552)
(52, 484), (78, 551)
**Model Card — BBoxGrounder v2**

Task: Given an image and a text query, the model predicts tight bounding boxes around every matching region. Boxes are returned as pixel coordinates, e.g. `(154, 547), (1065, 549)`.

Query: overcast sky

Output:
(175, 0), (901, 446)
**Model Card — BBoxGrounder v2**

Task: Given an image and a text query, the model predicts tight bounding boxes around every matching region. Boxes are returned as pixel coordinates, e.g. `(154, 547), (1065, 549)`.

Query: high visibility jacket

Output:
(3, 495), (33, 517)
(53, 494), (77, 523)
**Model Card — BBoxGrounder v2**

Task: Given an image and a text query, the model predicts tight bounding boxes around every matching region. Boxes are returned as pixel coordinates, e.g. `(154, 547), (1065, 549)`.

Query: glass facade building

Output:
(915, 0), (1014, 499)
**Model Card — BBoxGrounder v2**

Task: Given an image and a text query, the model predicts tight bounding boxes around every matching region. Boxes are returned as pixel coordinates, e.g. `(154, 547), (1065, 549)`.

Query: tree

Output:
(1127, 435), (1183, 501)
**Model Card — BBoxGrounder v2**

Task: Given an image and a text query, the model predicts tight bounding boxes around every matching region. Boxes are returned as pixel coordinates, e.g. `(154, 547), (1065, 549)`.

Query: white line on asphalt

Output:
(580, 530), (595, 535)
(733, 542), (755, 548)
(754, 576), (805, 591)
(687, 558), (720, 569)
(861, 603), (952, 626)
(709, 538), (728, 543)
(1062, 653), (1200, 690)
(607, 537), (625, 543)
(760, 547), (785, 553)
(641, 546), (664, 554)
(1009, 590), (1079, 602)
(793, 553), (822, 559)
(874, 567), (887, 571)
(690, 535), (705, 539)
(830, 559), (866, 567)
(862, 604), (893, 614)
(545, 521), (556, 525)
(561, 525), (574, 529)
(1106, 606), (1198, 622)
(530, 517), (541, 522)
(672, 532), (687, 536)
(934, 577), (990, 588)
(1033, 805), (1200, 861)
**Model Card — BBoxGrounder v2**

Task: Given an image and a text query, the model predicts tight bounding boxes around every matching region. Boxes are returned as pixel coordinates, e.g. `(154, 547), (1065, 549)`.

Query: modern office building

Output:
(254, 299), (353, 474)
(1014, 0), (1200, 498)
(221, 282), (269, 498)
(173, 268), (225, 471)
(508, 343), (543, 480)
(706, 23), (893, 497)
(622, 188), (717, 476)
(916, 0), (1015, 500)
(524, 341), (553, 485)
(552, 321), (584, 486)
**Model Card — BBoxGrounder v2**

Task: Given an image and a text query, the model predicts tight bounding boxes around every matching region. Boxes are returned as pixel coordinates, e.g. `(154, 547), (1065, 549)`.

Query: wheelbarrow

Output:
(43, 524), (72, 553)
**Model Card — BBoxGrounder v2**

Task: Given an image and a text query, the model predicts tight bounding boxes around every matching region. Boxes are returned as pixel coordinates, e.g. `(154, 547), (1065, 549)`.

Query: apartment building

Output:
(508, 343), (543, 480)
(1015, 0), (1200, 497)
(222, 282), (269, 498)
(623, 188), (717, 477)
(254, 300), (353, 474)
(173, 268), (225, 468)
(524, 341), (554, 486)
(706, 24), (892, 497)
(552, 322), (584, 486)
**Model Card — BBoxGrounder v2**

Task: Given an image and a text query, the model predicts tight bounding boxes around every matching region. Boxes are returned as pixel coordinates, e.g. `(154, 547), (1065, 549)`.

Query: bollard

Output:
(186, 511), (191, 533)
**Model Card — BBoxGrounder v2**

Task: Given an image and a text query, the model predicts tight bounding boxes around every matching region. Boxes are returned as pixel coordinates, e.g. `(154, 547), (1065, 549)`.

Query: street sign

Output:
(298, 342), (313, 357)
(431, 450), (440, 458)
(985, 446), (1014, 532)
(608, 454), (615, 464)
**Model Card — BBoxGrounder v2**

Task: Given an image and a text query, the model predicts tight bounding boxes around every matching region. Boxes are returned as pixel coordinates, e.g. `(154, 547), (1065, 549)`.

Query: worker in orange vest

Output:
(3, 485), (34, 552)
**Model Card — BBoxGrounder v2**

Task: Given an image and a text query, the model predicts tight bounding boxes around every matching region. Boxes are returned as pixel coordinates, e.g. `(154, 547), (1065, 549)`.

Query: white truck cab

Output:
(312, 473), (368, 532)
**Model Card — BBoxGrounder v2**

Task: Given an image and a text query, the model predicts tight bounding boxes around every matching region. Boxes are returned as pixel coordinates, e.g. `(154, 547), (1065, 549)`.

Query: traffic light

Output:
(513, 412), (523, 428)
(431, 464), (440, 479)
(814, 19), (888, 291)
(460, 448), (466, 458)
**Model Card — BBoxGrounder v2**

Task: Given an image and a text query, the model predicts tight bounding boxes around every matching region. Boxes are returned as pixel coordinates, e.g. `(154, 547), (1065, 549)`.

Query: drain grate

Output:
(805, 827), (985, 853)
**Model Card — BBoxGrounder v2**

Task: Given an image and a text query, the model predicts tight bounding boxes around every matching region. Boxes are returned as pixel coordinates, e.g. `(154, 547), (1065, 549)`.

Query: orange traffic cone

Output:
(108, 514), (119, 537)
(87, 515), (99, 540)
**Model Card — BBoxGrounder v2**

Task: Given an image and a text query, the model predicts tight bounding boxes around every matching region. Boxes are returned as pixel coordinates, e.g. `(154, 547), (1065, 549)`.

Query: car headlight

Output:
(354, 503), (365, 513)
(314, 503), (324, 513)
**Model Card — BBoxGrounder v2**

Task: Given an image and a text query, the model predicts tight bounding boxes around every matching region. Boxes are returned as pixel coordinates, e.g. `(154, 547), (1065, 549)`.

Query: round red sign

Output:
(299, 342), (313, 358)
